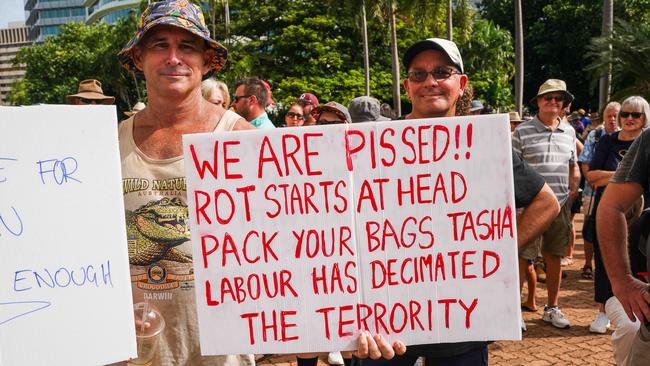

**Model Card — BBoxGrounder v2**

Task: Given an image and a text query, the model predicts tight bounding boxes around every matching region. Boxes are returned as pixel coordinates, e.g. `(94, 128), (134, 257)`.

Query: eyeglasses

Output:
(232, 95), (251, 103)
(407, 67), (461, 83)
(79, 98), (101, 104)
(286, 112), (304, 119)
(542, 95), (565, 102)
(619, 111), (645, 119)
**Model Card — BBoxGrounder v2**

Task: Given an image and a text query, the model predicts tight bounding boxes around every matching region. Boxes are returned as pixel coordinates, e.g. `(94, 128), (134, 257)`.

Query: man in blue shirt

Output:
(232, 77), (275, 129)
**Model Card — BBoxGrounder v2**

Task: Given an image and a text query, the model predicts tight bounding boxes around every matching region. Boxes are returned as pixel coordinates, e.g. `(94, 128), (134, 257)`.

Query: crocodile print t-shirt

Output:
(116, 111), (254, 366)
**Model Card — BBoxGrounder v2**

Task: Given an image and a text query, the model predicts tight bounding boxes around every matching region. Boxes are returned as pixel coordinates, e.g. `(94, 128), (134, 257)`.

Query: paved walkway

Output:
(490, 213), (614, 365)
(262, 214), (615, 366)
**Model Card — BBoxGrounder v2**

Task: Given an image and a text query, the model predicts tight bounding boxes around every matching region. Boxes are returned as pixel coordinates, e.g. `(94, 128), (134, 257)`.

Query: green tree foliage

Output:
(586, 19), (650, 102)
(480, 0), (650, 111)
(10, 15), (144, 115)
(459, 19), (514, 111)
(11, 0), (517, 119)
(480, 0), (602, 110)
(220, 0), (405, 109)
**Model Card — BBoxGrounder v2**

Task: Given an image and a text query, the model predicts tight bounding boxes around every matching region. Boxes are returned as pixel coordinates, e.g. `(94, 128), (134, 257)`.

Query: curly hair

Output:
(456, 84), (474, 116)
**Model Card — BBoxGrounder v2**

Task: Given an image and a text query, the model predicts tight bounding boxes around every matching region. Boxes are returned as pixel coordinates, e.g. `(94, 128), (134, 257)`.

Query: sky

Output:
(0, 0), (26, 29)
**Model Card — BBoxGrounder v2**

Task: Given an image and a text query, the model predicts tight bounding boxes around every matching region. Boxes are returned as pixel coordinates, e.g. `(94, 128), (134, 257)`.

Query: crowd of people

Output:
(57, 0), (650, 365)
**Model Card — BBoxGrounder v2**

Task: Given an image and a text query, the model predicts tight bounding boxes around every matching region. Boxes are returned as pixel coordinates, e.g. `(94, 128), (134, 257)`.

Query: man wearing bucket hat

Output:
(358, 38), (559, 366)
(115, 1), (256, 365)
(512, 79), (581, 330)
(66, 79), (115, 105)
(115, 2), (398, 364)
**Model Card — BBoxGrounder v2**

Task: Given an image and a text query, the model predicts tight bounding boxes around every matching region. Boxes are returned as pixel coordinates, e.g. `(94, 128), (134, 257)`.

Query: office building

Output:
(0, 22), (31, 105)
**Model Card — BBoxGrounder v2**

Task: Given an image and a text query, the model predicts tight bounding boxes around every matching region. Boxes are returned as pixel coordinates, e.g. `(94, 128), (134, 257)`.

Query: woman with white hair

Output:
(201, 78), (231, 109)
(585, 95), (649, 339)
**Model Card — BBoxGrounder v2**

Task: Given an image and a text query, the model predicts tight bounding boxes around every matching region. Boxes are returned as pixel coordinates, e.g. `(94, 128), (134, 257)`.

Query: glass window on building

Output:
(41, 25), (60, 36)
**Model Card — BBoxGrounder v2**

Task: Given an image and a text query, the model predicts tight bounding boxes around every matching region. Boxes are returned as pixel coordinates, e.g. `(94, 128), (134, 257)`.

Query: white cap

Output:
(403, 38), (464, 73)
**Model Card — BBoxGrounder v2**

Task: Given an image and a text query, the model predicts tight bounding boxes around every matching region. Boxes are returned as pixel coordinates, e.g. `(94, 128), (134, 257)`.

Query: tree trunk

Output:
(599, 0), (613, 110)
(361, 0), (370, 96)
(210, 0), (216, 39)
(515, 0), (524, 115)
(224, 0), (230, 40)
(389, 1), (401, 116)
(446, 0), (453, 40)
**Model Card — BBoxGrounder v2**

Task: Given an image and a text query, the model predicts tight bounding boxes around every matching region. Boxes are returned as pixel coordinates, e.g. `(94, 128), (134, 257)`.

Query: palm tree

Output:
(446, 0), (453, 40)
(515, 0), (523, 115)
(586, 19), (650, 102)
(223, 0), (230, 39)
(326, 0), (375, 96)
(599, 0), (613, 110)
(388, 0), (401, 116)
(361, 0), (370, 96)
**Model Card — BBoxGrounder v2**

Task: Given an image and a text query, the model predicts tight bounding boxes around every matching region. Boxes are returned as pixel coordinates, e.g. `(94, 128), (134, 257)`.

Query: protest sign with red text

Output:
(182, 114), (520, 355)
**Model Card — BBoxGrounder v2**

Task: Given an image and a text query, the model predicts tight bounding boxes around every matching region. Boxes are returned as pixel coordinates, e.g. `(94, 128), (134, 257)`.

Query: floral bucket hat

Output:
(117, 0), (227, 80)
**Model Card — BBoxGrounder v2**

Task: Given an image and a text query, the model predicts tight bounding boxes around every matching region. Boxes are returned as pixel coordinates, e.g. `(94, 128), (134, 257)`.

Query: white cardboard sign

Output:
(182, 114), (520, 355)
(0, 106), (136, 366)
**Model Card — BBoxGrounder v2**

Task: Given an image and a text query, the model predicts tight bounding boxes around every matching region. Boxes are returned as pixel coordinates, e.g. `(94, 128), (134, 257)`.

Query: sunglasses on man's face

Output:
(286, 112), (304, 119)
(407, 67), (460, 83)
(542, 95), (564, 102)
(619, 111), (645, 119)
(232, 95), (251, 103)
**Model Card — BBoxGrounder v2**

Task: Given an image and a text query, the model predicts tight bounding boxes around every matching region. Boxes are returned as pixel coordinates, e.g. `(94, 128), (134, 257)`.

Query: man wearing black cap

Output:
(359, 38), (559, 366)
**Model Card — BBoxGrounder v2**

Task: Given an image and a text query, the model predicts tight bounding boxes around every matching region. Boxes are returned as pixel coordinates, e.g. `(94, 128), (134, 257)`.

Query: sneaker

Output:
(328, 352), (344, 366)
(589, 312), (610, 334)
(560, 257), (573, 266)
(521, 312), (527, 332)
(542, 306), (571, 329)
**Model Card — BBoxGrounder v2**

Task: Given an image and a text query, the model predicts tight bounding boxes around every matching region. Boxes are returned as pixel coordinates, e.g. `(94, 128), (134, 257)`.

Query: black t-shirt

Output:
(590, 131), (634, 173)
(513, 150), (546, 208)
(590, 132), (635, 204)
(613, 128), (650, 191)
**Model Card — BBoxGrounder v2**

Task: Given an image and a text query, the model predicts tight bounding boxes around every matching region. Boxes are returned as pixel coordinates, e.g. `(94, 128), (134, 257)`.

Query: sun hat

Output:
(311, 102), (352, 124)
(403, 38), (464, 73)
(530, 79), (574, 105)
(298, 93), (319, 106)
(124, 101), (146, 117)
(509, 111), (524, 123)
(117, 0), (227, 80)
(66, 79), (115, 103)
(348, 96), (390, 123)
